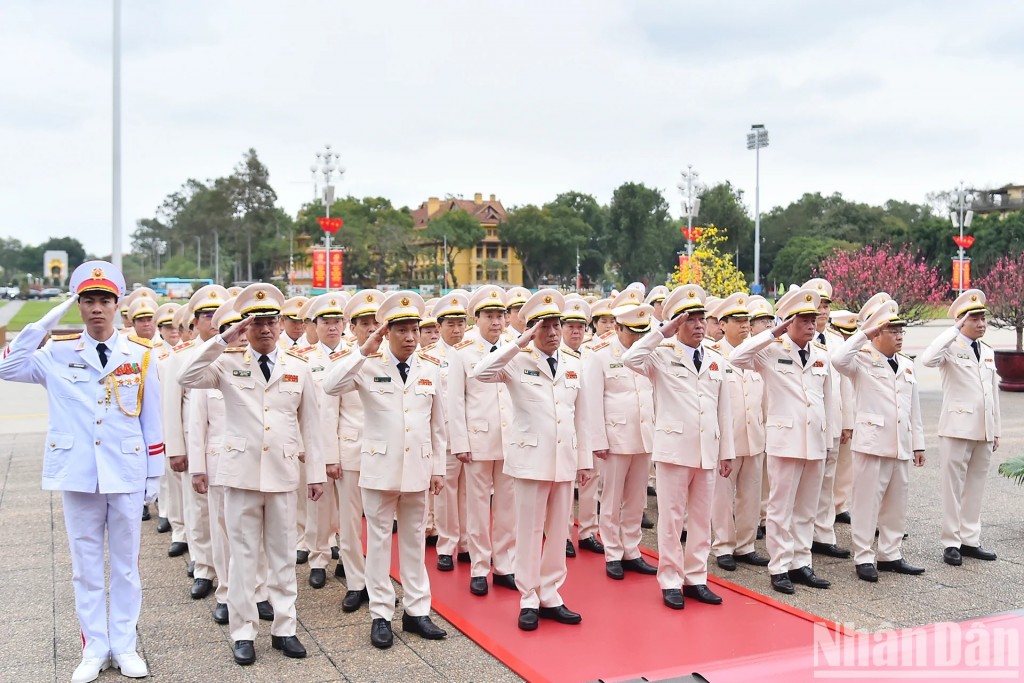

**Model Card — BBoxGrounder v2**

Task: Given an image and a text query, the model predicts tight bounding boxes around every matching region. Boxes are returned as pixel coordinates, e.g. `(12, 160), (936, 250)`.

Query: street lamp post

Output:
(313, 144), (344, 291)
(950, 181), (974, 295)
(678, 165), (701, 256)
(195, 236), (201, 273)
(746, 124), (769, 292)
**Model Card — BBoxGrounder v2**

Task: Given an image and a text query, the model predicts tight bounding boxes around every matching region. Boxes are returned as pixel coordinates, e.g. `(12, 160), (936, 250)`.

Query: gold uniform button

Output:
(50, 442), (56, 448)
(405, 447), (410, 452)
(263, 446), (269, 452)
(265, 426), (271, 431)
(96, 419), (102, 425)
(95, 440), (101, 445)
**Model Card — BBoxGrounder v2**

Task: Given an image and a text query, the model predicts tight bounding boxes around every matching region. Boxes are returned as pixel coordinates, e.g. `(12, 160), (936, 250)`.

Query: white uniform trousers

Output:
(939, 437), (994, 548)
(711, 453), (765, 557)
(362, 488), (431, 621)
(850, 452), (910, 565)
(813, 444), (840, 544)
(159, 466), (187, 543)
(655, 463), (714, 589)
(569, 458), (601, 542)
(334, 472), (366, 590)
(435, 453), (468, 556)
(759, 457), (770, 527)
(513, 478), (573, 609)
(183, 478), (214, 580)
(599, 452), (650, 562)
(209, 485), (270, 605)
(766, 456), (825, 574)
(224, 488), (298, 642)
(64, 491), (144, 660)
(464, 459), (516, 577)
(307, 481), (339, 570)
(833, 440), (854, 516)
(295, 462), (308, 553)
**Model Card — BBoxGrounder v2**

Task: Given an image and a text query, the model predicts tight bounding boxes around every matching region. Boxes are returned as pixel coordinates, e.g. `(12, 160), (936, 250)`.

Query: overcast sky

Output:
(2, 0), (1021, 256)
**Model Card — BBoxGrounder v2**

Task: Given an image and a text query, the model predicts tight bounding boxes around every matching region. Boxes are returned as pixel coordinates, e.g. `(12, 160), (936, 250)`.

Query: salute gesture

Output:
(220, 316), (253, 345)
(659, 311), (688, 337)
(360, 323), (388, 357)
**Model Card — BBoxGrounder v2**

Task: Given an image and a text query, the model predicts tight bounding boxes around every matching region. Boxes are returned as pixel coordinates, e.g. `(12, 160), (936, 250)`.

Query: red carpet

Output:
(389, 535), (847, 683)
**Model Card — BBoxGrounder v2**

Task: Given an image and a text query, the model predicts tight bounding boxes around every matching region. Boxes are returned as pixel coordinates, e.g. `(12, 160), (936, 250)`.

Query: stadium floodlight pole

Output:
(747, 124), (769, 291)
(111, 0), (122, 270)
(314, 144), (344, 291)
(678, 165), (700, 257)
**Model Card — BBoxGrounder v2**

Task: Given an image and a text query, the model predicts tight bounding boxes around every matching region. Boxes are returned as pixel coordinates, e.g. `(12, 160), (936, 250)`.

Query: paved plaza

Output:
(2, 322), (1023, 682)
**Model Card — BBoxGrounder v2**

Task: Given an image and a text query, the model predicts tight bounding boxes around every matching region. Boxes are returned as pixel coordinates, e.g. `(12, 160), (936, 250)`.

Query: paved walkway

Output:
(0, 300), (24, 327)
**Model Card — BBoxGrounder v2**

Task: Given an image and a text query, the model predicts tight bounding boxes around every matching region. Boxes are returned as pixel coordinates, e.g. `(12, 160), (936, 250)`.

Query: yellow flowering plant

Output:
(667, 224), (748, 296)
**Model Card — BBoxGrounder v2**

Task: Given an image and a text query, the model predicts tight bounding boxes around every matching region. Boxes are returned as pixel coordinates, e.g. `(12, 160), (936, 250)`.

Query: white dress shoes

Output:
(112, 651), (149, 678)
(71, 656), (110, 683)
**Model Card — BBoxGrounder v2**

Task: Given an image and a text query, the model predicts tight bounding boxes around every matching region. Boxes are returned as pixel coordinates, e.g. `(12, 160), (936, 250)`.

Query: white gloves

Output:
(39, 295), (79, 330)
(144, 476), (160, 504)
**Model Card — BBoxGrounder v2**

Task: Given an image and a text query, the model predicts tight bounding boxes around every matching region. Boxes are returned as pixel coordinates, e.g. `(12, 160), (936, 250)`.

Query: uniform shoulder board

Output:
(224, 347), (246, 353)
(519, 347), (533, 353)
(285, 348), (309, 361)
(298, 344), (316, 354)
(329, 347), (352, 361)
(812, 341), (828, 351)
(366, 352), (383, 358)
(590, 340), (610, 352)
(658, 341), (675, 348)
(599, 330), (615, 339)
(773, 337), (784, 343)
(418, 350), (442, 365)
(50, 333), (82, 342)
(561, 348), (581, 359)
(172, 339), (196, 352)
(453, 339), (474, 350)
(421, 341), (438, 352)
(128, 335), (153, 348)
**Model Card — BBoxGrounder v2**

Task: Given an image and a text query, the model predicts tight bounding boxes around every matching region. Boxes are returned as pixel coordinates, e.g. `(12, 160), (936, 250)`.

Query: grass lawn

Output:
(6, 301), (84, 331)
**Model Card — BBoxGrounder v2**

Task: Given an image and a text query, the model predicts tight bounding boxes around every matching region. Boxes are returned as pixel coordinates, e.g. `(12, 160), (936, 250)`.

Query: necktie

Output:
(971, 340), (980, 361)
(258, 354), (271, 381)
(888, 358), (899, 374)
(817, 333), (826, 346)
(546, 357), (557, 376)
(798, 349), (809, 367)
(96, 343), (108, 368)
(397, 361), (410, 384)
(692, 349), (702, 372)
(490, 345), (498, 353)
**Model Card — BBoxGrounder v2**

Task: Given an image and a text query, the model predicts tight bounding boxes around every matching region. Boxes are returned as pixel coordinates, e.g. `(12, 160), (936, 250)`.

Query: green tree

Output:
(545, 192), (609, 287)
(422, 209), (485, 288)
(768, 236), (855, 290)
(606, 182), (674, 286)
(500, 204), (591, 288)
(696, 182), (754, 274)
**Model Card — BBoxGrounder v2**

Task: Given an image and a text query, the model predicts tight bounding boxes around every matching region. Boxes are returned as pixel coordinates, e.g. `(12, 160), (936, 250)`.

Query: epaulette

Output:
(224, 347), (246, 353)
(590, 340), (610, 352)
(773, 337), (784, 343)
(561, 348), (581, 359)
(454, 339), (474, 350)
(421, 341), (438, 352)
(285, 348), (309, 361)
(599, 330), (615, 339)
(51, 333), (82, 341)
(658, 341), (675, 348)
(330, 347), (352, 361)
(812, 341), (828, 351)
(298, 345), (316, 355)
(172, 339), (196, 352)
(366, 352), (383, 358)
(418, 350), (442, 365)
(520, 347), (533, 353)
(859, 347), (872, 353)
(128, 335), (153, 348)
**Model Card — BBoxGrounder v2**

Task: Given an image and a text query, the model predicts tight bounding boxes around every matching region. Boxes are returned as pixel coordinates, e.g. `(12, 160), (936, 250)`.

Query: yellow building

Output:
(410, 193), (524, 289)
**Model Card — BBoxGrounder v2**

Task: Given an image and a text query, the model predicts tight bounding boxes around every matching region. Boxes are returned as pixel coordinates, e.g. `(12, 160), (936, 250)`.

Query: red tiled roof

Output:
(411, 198), (507, 228)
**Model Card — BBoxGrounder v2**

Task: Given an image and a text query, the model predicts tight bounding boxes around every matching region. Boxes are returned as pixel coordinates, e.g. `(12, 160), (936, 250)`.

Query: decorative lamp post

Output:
(746, 124), (769, 293)
(313, 144), (345, 290)
(950, 181), (975, 295)
(678, 165), (701, 257)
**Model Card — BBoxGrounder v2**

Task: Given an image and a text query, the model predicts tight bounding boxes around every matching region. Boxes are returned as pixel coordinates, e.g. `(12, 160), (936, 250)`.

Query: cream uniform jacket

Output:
(730, 330), (835, 461)
(177, 338), (327, 492)
(583, 336), (655, 455)
(161, 339), (199, 459)
(303, 342), (344, 467)
(622, 330), (735, 469)
(707, 338), (766, 457)
(823, 328), (856, 437)
(328, 340), (364, 472)
(831, 331), (925, 459)
(470, 342), (593, 482)
(187, 385), (227, 484)
(321, 346), (446, 492)
(918, 328), (1001, 442)
(446, 327), (513, 460)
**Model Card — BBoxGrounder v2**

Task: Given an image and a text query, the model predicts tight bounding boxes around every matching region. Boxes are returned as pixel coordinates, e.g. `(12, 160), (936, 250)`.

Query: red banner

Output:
(330, 250), (343, 288)
(952, 259), (971, 290)
(312, 250), (327, 288)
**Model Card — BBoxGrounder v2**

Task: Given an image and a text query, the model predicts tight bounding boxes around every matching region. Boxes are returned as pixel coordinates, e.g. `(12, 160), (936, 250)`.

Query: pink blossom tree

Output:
(816, 244), (946, 325)
(975, 252), (1024, 351)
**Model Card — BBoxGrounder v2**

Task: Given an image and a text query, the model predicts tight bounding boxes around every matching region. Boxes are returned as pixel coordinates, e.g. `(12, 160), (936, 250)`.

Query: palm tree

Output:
(998, 456), (1024, 486)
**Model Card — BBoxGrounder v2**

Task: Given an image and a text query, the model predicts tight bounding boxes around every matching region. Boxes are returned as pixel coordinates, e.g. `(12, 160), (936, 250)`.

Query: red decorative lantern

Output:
(952, 235), (975, 249)
(681, 226), (703, 242)
(317, 217), (343, 234)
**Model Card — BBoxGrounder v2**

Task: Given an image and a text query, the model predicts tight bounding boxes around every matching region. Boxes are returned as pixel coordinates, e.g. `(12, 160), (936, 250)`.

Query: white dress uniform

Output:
(919, 290), (1001, 552)
(731, 289), (835, 579)
(302, 341), (343, 575)
(622, 287), (734, 591)
(827, 311), (860, 518)
(471, 290), (593, 613)
(0, 263), (163, 674)
(429, 339), (470, 562)
(832, 306), (924, 566)
(321, 292), (447, 624)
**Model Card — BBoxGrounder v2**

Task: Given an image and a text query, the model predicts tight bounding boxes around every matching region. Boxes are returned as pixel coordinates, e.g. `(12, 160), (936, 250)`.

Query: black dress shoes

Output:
(960, 545), (997, 561)
(457, 551), (471, 563)
(191, 578), (213, 599)
(606, 561), (624, 580)
(539, 604), (582, 624)
(295, 550), (309, 565)
(578, 536), (605, 554)
(492, 573), (517, 590)
(257, 600), (274, 621)
(810, 542), (851, 559)
(771, 573), (795, 594)
(856, 563), (878, 582)
(683, 584), (723, 605)
(334, 563), (346, 578)
(943, 547), (963, 566)
(470, 576), (489, 595)
(565, 540), (576, 558)
(756, 525), (766, 540)
(437, 554), (454, 571)
(233, 640), (255, 665)
(788, 566), (831, 589)
(877, 558), (926, 575)
(168, 542), (188, 557)
(647, 485), (657, 496)
(392, 519), (399, 533)
(156, 517), (171, 534)
(716, 554), (737, 571)
(735, 551), (770, 566)
(187, 560), (195, 578)
(331, 546), (340, 560)
(371, 618), (394, 649)
(621, 557), (658, 575)
(342, 588), (369, 613)
(309, 568), (326, 589)
(641, 512), (654, 529)
(141, 504), (151, 521)
(213, 602), (229, 624)
(834, 511), (851, 524)
(425, 534), (439, 547)
(271, 635), (307, 659)
(402, 613), (448, 639)
(662, 588), (684, 610)
(680, 530), (688, 543)
(518, 608), (539, 631)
